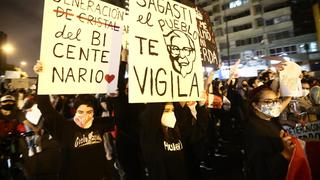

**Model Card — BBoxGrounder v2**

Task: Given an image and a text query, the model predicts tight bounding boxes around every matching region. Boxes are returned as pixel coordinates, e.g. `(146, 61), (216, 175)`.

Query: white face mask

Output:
(74, 113), (94, 129)
(257, 102), (282, 118)
(302, 89), (309, 97)
(187, 102), (197, 119)
(257, 82), (264, 87)
(161, 111), (177, 128)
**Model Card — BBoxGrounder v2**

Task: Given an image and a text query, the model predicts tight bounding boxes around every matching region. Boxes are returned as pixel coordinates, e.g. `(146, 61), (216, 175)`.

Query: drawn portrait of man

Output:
(163, 30), (196, 78)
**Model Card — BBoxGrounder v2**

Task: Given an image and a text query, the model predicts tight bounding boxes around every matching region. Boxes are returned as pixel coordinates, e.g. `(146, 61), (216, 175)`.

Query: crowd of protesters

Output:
(0, 53), (320, 180)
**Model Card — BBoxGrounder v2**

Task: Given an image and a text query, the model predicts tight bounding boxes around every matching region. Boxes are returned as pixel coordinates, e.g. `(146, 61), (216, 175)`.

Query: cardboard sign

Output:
(128, 0), (204, 103)
(11, 78), (29, 89)
(5, 71), (21, 79)
(195, 7), (220, 68)
(38, 0), (125, 94)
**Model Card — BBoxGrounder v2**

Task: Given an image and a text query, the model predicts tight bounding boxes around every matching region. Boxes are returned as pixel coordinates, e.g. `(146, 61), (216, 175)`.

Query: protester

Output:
(259, 69), (276, 86)
(112, 52), (147, 180)
(247, 77), (263, 94)
(0, 95), (27, 137)
(33, 61), (117, 180)
(207, 79), (224, 147)
(309, 86), (320, 120)
(0, 94), (41, 156)
(244, 86), (294, 180)
(238, 79), (249, 102)
(139, 95), (209, 180)
(22, 94), (43, 157)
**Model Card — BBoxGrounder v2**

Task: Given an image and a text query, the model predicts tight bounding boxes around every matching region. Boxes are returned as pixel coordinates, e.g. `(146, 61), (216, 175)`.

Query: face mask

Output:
(257, 82), (264, 87)
(257, 102), (282, 118)
(301, 89), (309, 97)
(187, 102), (197, 119)
(1, 104), (15, 111)
(73, 113), (94, 129)
(161, 111), (177, 128)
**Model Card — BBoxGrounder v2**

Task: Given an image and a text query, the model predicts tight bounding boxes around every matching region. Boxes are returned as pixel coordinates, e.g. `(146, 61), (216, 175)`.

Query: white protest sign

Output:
(279, 61), (302, 97)
(128, 0), (204, 103)
(38, 0), (125, 94)
(5, 71), (21, 79)
(26, 104), (42, 125)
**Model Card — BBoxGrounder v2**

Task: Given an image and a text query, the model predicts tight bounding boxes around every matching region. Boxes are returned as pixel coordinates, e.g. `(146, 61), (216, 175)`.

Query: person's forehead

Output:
(260, 90), (277, 99)
(302, 83), (310, 87)
(77, 104), (93, 111)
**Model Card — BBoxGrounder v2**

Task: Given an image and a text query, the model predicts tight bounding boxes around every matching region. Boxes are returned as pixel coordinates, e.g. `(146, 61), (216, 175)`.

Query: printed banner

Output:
(195, 7), (220, 68)
(284, 121), (320, 141)
(128, 0), (204, 103)
(38, 0), (125, 94)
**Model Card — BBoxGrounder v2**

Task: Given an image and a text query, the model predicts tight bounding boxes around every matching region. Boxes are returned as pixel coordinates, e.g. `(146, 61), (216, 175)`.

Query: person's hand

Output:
(280, 130), (295, 160)
(279, 120), (297, 128)
(108, 90), (119, 97)
(206, 70), (215, 92)
(273, 61), (287, 72)
(33, 126), (41, 135)
(198, 90), (208, 106)
(33, 60), (43, 74)
(121, 48), (128, 62)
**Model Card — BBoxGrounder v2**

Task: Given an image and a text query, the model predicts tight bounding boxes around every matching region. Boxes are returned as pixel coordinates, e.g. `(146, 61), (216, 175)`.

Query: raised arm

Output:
(34, 60), (66, 141)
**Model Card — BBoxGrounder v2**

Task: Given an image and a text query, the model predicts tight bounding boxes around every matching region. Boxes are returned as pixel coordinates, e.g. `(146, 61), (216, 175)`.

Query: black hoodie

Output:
(139, 102), (209, 180)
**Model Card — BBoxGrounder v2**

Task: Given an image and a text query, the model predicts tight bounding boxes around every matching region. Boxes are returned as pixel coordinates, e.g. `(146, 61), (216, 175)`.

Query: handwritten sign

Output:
(284, 121), (320, 141)
(279, 61), (302, 97)
(128, 0), (204, 103)
(38, 0), (125, 94)
(195, 7), (220, 69)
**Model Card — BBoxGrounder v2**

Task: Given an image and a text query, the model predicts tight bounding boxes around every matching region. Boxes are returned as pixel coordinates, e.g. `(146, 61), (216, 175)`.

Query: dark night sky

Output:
(0, 0), (126, 77)
(0, 0), (191, 77)
(0, 0), (44, 77)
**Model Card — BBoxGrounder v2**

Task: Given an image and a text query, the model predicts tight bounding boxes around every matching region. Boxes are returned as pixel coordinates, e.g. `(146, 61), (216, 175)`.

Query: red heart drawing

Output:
(105, 74), (115, 83)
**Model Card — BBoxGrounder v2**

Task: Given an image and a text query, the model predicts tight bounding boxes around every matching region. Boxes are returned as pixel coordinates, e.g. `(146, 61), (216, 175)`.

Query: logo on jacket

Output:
(74, 131), (102, 148)
(164, 140), (183, 151)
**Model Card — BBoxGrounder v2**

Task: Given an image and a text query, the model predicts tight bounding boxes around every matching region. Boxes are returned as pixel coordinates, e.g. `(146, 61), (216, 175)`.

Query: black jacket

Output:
(139, 102), (209, 180)
(244, 112), (289, 180)
(37, 95), (115, 180)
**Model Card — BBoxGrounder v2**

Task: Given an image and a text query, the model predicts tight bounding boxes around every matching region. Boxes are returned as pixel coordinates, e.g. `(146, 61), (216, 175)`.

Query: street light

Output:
(1, 43), (15, 54)
(0, 42), (15, 75)
(20, 61), (27, 67)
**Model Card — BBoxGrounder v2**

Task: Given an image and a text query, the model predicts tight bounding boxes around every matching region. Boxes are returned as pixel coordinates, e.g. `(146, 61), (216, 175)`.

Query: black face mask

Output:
(1, 104), (15, 111)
